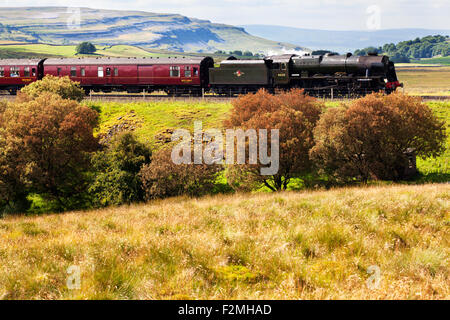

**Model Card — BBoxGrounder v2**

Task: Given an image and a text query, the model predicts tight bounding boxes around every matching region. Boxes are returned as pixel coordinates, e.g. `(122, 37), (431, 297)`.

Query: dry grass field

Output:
(396, 66), (450, 96)
(0, 184), (448, 300)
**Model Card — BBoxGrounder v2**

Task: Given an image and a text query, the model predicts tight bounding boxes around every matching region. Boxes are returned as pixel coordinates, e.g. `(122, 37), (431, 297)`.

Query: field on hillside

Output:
(86, 99), (449, 182)
(0, 44), (189, 59)
(411, 57), (450, 66)
(0, 184), (448, 299)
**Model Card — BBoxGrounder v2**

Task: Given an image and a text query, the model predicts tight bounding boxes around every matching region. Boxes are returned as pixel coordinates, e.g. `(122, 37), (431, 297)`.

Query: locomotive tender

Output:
(0, 52), (401, 97)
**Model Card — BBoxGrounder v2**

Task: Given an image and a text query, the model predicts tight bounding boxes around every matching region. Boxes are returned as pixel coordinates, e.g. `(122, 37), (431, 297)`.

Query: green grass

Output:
(0, 44), (183, 59)
(87, 100), (232, 147)
(415, 101), (449, 182)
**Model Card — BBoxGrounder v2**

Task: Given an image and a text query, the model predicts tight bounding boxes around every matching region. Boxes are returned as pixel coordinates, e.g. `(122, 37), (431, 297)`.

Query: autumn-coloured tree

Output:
(20, 75), (85, 102)
(310, 92), (446, 182)
(225, 89), (323, 191)
(0, 93), (98, 211)
(0, 101), (31, 213)
(140, 147), (222, 200)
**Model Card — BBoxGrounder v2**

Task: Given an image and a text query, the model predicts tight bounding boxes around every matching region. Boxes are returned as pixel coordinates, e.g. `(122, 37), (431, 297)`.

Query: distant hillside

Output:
(241, 25), (450, 53)
(0, 7), (307, 54)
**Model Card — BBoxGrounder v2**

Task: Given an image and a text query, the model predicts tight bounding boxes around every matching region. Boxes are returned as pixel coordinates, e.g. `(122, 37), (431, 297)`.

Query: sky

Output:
(1, 0), (449, 30)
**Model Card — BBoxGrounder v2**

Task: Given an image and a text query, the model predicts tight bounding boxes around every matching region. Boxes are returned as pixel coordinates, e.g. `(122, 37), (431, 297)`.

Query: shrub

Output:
(20, 75), (85, 102)
(140, 147), (222, 200)
(310, 93), (446, 182)
(89, 132), (151, 207)
(76, 42), (97, 55)
(225, 89), (323, 191)
(0, 93), (98, 212)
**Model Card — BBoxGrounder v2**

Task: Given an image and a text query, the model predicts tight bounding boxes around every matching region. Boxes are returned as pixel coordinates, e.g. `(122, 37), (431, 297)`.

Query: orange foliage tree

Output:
(225, 89), (323, 191)
(140, 147), (222, 199)
(0, 93), (98, 211)
(310, 93), (446, 182)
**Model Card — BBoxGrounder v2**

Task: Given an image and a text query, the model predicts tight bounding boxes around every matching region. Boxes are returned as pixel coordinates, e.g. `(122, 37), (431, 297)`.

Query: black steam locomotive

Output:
(209, 53), (402, 97)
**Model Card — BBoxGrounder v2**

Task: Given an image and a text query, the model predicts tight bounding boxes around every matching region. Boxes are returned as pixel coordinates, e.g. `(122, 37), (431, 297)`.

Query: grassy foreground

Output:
(0, 184), (448, 300)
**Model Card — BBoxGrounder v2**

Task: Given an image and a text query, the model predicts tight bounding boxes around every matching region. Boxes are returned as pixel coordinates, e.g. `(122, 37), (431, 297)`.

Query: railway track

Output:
(0, 93), (449, 102)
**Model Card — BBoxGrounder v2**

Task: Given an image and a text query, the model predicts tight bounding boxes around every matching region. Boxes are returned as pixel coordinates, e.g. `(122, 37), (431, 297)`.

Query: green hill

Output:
(0, 7), (307, 55)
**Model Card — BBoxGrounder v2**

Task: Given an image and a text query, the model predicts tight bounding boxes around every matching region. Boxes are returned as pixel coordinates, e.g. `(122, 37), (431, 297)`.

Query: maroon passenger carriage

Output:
(42, 57), (214, 96)
(0, 59), (44, 94)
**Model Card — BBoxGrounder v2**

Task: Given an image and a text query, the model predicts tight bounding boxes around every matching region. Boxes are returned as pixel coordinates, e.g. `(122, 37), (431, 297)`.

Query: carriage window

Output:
(71, 67), (77, 77)
(170, 66), (180, 77)
(106, 68), (111, 76)
(114, 68), (118, 76)
(184, 66), (191, 77)
(0, 67), (4, 77)
(193, 67), (198, 76)
(24, 67), (30, 77)
(57, 68), (62, 76)
(32, 68), (36, 77)
(10, 67), (19, 77)
(281, 63), (287, 70)
(81, 68), (86, 77)
(98, 67), (104, 77)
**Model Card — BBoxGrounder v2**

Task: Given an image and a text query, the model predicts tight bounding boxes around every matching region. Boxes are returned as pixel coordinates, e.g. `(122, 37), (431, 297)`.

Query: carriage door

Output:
(138, 65), (154, 86)
(105, 66), (113, 86)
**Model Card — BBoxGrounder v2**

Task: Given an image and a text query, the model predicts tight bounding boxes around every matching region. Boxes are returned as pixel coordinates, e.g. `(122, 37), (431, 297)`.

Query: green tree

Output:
(89, 132), (151, 207)
(76, 42), (97, 54)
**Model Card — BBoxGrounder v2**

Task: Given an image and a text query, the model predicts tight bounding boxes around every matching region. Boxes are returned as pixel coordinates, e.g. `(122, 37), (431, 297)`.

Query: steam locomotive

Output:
(209, 53), (402, 96)
(0, 52), (402, 97)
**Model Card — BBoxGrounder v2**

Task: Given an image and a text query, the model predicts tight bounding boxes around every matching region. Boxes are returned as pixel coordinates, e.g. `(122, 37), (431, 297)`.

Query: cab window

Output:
(81, 68), (86, 77)
(106, 67), (111, 76)
(98, 67), (104, 77)
(71, 67), (77, 77)
(24, 67), (30, 77)
(10, 67), (19, 77)
(0, 67), (4, 77)
(57, 68), (62, 76)
(184, 66), (191, 77)
(193, 67), (199, 76)
(170, 66), (180, 77)
(114, 68), (119, 76)
(32, 68), (36, 77)
(281, 63), (287, 70)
